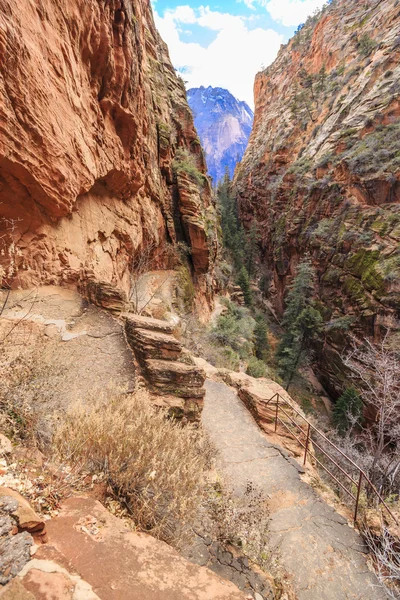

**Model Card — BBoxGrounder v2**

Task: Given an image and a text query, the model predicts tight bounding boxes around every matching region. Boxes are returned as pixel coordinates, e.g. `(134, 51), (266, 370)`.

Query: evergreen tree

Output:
(254, 316), (269, 361)
(237, 266), (253, 307)
(333, 387), (363, 434)
(276, 256), (323, 390)
(216, 169), (259, 275)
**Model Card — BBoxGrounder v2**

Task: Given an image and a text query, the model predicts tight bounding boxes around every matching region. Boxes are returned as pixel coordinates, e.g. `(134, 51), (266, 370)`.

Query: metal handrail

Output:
(260, 392), (399, 525)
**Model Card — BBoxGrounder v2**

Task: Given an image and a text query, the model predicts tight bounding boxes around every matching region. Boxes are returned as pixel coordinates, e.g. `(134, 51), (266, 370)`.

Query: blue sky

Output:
(153, 0), (328, 106)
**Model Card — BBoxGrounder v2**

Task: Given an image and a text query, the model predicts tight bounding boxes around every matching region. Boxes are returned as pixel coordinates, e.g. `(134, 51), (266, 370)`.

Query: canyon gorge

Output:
(235, 0), (400, 395)
(0, 0), (399, 598)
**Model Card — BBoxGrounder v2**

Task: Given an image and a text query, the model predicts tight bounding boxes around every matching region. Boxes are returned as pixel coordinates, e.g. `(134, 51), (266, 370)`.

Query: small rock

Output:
(216, 546), (233, 566)
(254, 593), (264, 600)
(0, 434), (12, 456)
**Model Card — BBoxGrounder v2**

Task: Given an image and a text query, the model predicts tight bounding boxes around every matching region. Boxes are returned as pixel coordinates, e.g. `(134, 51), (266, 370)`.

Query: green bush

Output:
(246, 357), (267, 378)
(210, 301), (255, 352)
(215, 347), (240, 371)
(172, 148), (204, 186)
(358, 33), (376, 57)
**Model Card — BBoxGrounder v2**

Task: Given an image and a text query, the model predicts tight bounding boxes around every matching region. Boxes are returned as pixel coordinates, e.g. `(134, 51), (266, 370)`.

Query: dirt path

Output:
(0, 287), (135, 413)
(203, 380), (386, 600)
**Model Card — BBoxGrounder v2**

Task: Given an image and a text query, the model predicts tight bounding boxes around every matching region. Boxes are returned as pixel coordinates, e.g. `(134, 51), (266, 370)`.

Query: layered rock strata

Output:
(235, 0), (400, 395)
(125, 314), (206, 420)
(0, 0), (215, 311)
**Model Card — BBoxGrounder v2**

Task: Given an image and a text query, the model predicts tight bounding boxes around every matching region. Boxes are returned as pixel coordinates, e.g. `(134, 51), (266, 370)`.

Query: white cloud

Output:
(154, 6), (283, 107)
(265, 0), (327, 27)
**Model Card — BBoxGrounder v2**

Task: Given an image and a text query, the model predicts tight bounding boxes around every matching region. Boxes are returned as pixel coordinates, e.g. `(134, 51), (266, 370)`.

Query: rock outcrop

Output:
(187, 87), (253, 183)
(125, 313), (206, 420)
(2, 495), (246, 599)
(234, 0), (400, 395)
(0, 0), (215, 311)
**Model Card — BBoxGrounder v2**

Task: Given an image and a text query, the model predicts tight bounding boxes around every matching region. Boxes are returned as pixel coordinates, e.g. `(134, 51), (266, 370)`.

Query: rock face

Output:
(0, 0), (215, 309)
(125, 313), (206, 420)
(187, 87), (253, 183)
(234, 0), (400, 395)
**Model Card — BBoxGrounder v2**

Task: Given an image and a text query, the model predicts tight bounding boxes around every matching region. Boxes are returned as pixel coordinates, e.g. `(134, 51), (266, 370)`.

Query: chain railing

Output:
(259, 392), (399, 526)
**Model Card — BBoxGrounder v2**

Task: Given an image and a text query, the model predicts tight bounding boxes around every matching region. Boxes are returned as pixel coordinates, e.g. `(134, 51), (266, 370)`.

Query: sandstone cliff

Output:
(187, 86), (253, 183)
(0, 0), (215, 308)
(234, 0), (400, 395)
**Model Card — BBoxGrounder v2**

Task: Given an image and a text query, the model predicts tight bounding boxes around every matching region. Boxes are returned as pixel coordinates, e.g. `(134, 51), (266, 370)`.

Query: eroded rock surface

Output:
(1, 495), (246, 600)
(234, 0), (400, 394)
(0, 0), (214, 310)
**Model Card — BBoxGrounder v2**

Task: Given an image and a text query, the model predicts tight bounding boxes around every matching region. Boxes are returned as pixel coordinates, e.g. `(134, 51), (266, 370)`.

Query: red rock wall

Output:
(0, 0), (214, 305)
(234, 0), (400, 395)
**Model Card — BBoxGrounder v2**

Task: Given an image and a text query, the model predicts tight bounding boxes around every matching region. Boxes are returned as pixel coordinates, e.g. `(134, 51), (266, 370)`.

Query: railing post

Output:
(274, 394), (279, 432)
(303, 423), (311, 466)
(354, 471), (363, 524)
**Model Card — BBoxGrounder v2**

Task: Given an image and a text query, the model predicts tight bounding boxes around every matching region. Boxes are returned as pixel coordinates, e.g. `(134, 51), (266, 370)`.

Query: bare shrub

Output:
(0, 331), (66, 446)
(52, 388), (213, 546)
(362, 522), (400, 600)
(343, 335), (400, 497)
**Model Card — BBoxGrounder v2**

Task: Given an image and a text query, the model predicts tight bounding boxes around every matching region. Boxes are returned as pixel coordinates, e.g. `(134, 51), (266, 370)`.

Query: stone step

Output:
(126, 327), (182, 361)
(2, 496), (245, 600)
(144, 359), (206, 388)
(124, 313), (175, 335)
(150, 382), (206, 399)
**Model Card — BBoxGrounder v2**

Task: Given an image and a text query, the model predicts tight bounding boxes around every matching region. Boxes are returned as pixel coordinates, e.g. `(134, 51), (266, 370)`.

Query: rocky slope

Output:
(234, 0), (400, 395)
(188, 87), (253, 184)
(0, 0), (216, 310)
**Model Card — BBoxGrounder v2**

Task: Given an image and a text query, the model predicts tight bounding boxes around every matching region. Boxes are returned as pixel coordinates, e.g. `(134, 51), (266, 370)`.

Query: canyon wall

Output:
(234, 0), (400, 395)
(0, 0), (215, 309)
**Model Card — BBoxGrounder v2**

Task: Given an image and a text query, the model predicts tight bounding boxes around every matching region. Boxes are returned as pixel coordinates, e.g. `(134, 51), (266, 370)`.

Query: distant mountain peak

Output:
(187, 86), (253, 183)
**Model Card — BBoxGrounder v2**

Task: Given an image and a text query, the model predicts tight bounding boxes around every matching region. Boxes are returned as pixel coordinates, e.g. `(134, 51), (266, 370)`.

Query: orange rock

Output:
(0, 0), (214, 313)
(0, 488), (45, 535)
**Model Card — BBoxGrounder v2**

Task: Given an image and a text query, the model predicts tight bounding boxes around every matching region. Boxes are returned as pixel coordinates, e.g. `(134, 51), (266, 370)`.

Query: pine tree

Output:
(237, 266), (253, 307)
(254, 316), (269, 360)
(276, 256), (323, 390)
(333, 387), (363, 434)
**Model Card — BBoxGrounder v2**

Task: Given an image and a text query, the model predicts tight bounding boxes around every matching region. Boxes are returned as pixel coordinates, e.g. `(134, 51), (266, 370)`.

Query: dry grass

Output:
(52, 388), (213, 546)
(0, 327), (66, 446)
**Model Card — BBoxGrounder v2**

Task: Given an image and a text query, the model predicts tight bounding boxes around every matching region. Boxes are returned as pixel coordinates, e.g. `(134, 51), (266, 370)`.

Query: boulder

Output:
(0, 488), (45, 535)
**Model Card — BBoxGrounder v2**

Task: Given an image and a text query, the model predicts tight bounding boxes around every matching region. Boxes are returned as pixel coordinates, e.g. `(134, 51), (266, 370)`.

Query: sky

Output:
(153, 0), (328, 107)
